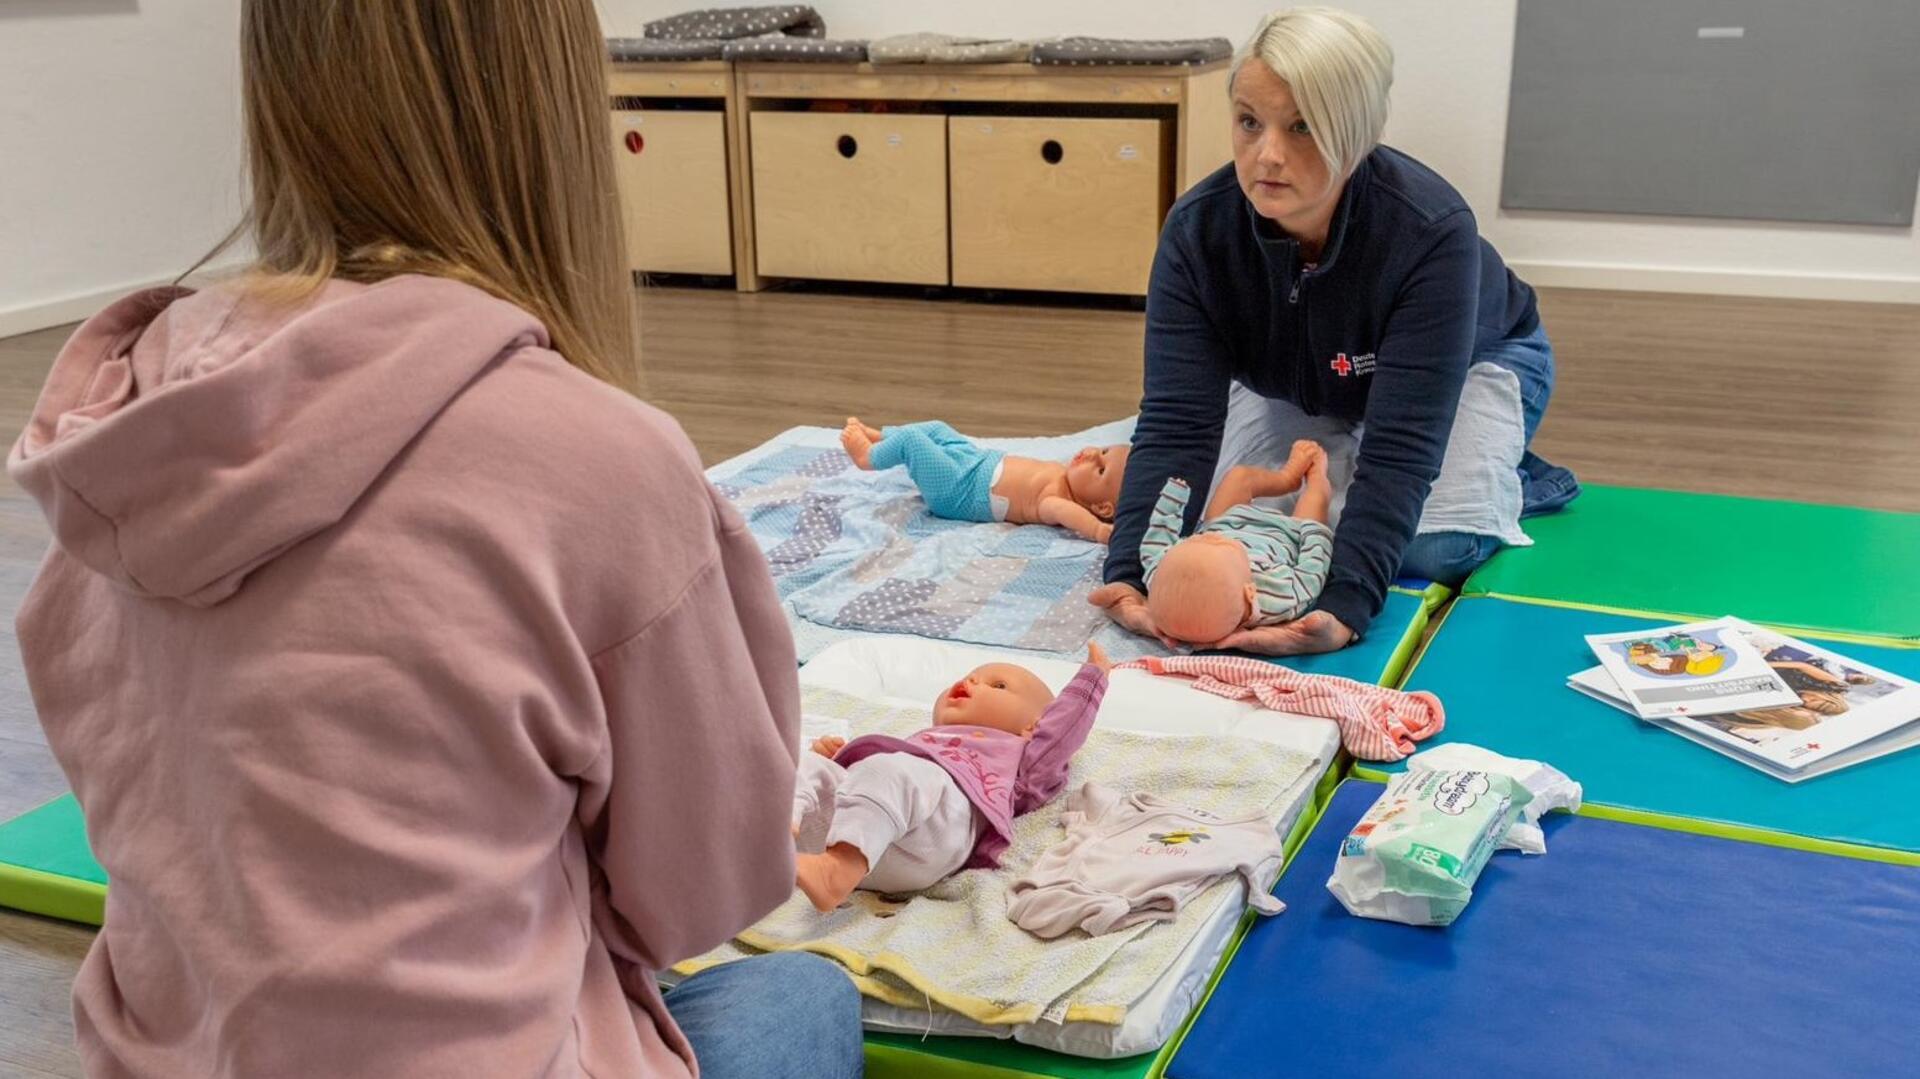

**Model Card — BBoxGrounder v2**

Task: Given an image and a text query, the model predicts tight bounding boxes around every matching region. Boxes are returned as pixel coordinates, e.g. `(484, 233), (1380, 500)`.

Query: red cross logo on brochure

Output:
(1330, 353), (1353, 376)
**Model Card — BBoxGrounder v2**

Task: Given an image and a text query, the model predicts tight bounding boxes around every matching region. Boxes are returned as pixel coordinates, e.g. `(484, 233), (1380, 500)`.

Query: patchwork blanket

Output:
(709, 420), (1173, 662)
(673, 687), (1314, 1029)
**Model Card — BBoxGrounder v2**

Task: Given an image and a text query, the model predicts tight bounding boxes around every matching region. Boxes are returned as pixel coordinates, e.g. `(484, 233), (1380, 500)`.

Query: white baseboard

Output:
(7, 259), (1915, 339)
(1510, 259), (1920, 305)
(0, 263), (249, 341)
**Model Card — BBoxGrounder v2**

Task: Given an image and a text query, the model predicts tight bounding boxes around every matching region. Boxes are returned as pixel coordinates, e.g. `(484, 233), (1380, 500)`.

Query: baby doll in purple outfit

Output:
(793, 644), (1112, 911)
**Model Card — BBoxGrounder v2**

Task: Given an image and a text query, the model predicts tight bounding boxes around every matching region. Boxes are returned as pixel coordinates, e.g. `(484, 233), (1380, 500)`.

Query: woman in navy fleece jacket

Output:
(1096, 7), (1577, 656)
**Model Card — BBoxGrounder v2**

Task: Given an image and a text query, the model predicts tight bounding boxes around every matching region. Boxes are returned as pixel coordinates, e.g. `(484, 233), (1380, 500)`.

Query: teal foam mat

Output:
(1368, 596), (1920, 854)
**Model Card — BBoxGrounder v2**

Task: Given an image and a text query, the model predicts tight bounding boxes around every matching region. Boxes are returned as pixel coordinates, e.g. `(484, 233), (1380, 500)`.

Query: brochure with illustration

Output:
(1570, 619), (1920, 782)
(1583, 617), (1800, 719)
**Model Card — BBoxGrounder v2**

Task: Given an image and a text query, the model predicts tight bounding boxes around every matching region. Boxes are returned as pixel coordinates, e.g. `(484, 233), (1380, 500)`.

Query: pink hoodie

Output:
(9, 276), (803, 1078)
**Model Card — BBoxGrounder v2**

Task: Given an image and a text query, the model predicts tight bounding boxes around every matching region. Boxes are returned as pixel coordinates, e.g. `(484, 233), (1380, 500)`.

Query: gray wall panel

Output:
(1502, 0), (1920, 226)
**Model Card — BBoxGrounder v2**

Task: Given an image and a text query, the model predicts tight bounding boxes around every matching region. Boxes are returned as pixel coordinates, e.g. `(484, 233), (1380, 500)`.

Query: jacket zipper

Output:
(1290, 258), (1309, 406)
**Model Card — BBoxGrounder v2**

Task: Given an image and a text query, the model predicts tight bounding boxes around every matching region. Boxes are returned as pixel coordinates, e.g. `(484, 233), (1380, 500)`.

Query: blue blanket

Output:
(708, 420), (1170, 662)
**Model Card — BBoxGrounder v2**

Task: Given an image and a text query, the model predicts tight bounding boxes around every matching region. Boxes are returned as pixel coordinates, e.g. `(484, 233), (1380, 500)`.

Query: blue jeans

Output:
(1400, 321), (1579, 585)
(664, 952), (865, 1079)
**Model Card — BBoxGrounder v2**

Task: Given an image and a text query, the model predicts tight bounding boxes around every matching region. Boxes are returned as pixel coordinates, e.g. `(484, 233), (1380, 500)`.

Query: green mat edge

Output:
(1463, 592), (1920, 652)
(0, 857), (107, 926)
(1378, 581), (1452, 689)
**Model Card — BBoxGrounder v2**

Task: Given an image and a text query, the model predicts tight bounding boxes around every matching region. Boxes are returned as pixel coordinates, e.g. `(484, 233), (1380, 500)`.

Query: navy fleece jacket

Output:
(1105, 147), (1538, 636)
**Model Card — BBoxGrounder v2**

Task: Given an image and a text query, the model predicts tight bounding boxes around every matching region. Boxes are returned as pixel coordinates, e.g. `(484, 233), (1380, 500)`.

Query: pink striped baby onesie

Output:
(1116, 655), (1444, 761)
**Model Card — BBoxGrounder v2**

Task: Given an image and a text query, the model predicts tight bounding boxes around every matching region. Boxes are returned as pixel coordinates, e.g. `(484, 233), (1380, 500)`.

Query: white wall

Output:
(2, 0), (1911, 337)
(0, 0), (247, 338)
(603, 0), (1920, 301)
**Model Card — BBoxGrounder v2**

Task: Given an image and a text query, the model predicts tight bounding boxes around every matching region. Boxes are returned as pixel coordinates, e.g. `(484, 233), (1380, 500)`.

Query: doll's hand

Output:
(810, 735), (847, 758)
(1208, 610), (1355, 656)
(1086, 641), (1114, 674)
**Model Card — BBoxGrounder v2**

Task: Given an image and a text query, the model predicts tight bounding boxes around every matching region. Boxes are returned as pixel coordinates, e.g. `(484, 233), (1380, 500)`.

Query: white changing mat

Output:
(791, 637), (1339, 1059)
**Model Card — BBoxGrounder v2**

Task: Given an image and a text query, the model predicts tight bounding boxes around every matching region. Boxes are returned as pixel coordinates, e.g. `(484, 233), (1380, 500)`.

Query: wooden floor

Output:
(2, 283), (1918, 1073)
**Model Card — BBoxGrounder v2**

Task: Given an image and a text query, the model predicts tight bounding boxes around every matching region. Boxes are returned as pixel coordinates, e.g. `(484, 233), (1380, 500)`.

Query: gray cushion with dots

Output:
(869, 33), (1034, 65)
(643, 5), (825, 42)
(1029, 36), (1233, 66)
(720, 37), (869, 63)
(607, 38), (729, 62)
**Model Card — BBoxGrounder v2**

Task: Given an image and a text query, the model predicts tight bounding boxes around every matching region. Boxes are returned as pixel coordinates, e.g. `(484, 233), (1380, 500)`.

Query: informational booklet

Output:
(1583, 617), (1800, 719)
(1569, 619), (1920, 782)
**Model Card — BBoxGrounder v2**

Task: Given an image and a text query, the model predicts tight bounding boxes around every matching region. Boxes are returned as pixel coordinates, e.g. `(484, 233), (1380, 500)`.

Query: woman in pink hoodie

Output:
(8, 2), (861, 1076)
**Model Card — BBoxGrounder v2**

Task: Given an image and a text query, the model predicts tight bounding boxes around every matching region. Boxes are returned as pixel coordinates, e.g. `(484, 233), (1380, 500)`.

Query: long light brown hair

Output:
(200, 0), (637, 392)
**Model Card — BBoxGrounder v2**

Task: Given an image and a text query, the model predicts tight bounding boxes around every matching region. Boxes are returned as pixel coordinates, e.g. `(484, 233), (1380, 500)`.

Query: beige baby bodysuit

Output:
(1008, 783), (1287, 939)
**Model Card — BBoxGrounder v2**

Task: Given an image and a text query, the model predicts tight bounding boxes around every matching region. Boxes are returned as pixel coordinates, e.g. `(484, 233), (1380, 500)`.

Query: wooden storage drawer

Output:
(611, 109), (733, 275)
(751, 112), (949, 285)
(949, 116), (1170, 295)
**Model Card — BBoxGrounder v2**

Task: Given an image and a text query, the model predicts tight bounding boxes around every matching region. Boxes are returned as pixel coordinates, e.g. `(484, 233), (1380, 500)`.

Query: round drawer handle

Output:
(837, 134), (858, 159)
(623, 131), (644, 155)
(1040, 139), (1064, 165)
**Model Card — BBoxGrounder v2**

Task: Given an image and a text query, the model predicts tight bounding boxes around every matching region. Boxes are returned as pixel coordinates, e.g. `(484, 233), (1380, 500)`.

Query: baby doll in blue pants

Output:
(841, 418), (1129, 543)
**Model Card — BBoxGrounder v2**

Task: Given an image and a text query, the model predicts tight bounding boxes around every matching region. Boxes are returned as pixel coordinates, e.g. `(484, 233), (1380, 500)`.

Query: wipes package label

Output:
(1326, 770), (1531, 926)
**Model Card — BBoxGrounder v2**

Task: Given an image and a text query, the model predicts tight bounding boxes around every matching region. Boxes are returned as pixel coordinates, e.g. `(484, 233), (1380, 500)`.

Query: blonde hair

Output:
(198, 0), (638, 393)
(1231, 8), (1395, 179)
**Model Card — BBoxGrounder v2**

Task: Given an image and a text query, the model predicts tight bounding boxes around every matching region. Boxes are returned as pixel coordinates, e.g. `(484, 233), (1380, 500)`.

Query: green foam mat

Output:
(1463, 484), (1920, 641)
(0, 794), (107, 925)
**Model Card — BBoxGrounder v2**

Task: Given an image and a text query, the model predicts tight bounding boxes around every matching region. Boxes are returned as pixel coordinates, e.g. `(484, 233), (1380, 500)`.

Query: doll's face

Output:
(1147, 535), (1256, 645)
(932, 663), (1054, 735)
(1066, 445), (1130, 518)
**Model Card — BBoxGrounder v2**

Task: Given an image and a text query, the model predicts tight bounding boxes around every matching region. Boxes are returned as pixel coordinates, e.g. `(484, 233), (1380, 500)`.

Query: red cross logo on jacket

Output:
(1330, 353), (1353, 376)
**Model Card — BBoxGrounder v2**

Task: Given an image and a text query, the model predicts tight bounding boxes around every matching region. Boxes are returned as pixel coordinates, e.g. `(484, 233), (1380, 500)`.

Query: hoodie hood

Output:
(8, 275), (549, 607)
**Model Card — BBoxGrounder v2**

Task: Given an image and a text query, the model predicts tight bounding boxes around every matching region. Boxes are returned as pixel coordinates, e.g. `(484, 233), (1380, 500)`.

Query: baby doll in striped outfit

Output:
(1139, 439), (1336, 648)
(841, 417), (1129, 543)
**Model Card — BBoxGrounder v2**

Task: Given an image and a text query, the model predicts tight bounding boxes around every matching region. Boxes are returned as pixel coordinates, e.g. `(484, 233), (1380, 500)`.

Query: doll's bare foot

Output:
(841, 419), (877, 470)
(796, 843), (869, 912)
(1286, 439), (1327, 478)
(1294, 448), (1335, 525)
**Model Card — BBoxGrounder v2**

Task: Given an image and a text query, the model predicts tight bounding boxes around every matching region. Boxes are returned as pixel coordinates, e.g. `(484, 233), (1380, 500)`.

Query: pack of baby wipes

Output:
(1326, 769), (1532, 926)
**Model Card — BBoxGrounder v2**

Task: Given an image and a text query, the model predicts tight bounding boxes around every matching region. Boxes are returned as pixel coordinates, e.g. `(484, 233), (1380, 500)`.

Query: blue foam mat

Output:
(1169, 780), (1920, 1079)
(1387, 597), (1920, 853)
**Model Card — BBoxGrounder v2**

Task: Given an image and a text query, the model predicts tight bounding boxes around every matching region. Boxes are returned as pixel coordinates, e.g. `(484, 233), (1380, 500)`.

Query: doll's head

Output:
(1146, 534), (1257, 645)
(933, 663), (1055, 735)
(1065, 445), (1131, 519)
